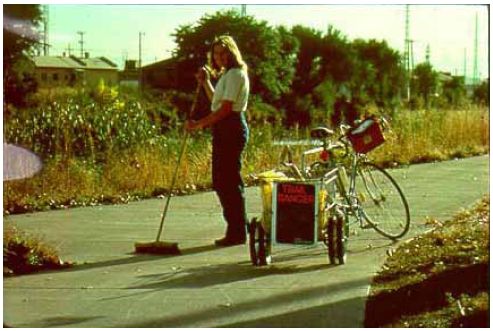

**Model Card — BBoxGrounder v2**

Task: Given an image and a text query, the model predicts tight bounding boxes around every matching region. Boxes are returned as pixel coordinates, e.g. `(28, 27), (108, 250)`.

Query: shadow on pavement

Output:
(128, 261), (334, 289)
(120, 276), (369, 328)
(178, 243), (219, 255)
(10, 316), (104, 328)
(218, 296), (366, 328)
(40, 244), (220, 274)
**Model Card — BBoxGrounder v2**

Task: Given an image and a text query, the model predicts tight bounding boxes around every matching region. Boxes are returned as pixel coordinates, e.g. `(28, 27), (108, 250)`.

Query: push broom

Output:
(134, 83), (202, 255)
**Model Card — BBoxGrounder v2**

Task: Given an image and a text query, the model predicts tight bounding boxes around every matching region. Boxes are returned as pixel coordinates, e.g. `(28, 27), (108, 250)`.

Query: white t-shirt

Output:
(211, 68), (249, 113)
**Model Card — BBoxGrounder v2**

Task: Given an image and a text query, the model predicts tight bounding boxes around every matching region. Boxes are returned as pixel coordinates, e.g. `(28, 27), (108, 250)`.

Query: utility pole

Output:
(139, 32), (145, 68)
(403, 5), (411, 102)
(43, 5), (49, 55)
(425, 44), (430, 64)
(473, 12), (479, 85)
(463, 48), (467, 83)
(409, 39), (415, 71)
(66, 44), (72, 56)
(122, 50), (128, 65)
(241, 4), (246, 17)
(139, 32), (145, 92)
(77, 31), (85, 58)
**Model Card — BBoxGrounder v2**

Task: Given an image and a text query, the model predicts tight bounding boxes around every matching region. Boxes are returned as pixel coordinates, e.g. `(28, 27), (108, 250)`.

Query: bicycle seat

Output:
(310, 127), (334, 139)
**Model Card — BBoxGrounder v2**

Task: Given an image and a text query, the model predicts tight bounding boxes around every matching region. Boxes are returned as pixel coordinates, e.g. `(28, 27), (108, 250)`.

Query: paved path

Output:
(3, 155), (489, 327)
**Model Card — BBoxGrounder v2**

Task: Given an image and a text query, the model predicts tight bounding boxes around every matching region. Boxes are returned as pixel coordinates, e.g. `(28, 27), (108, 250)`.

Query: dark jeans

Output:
(212, 112), (249, 240)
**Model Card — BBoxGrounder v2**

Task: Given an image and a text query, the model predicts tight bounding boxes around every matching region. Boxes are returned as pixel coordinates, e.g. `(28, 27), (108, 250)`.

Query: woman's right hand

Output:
(195, 66), (210, 84)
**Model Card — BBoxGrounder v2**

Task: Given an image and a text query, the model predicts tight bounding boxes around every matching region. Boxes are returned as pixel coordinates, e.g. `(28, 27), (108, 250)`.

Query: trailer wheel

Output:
(336, 216), (347, 264)
(248, 218), (270, 266)
(326, 215), (346, 265)
(326, 218), (336, 264)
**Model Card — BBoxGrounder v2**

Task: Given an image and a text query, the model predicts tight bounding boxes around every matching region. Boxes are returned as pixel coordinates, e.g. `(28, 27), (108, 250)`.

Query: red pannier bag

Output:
(347, 118), (385, 154)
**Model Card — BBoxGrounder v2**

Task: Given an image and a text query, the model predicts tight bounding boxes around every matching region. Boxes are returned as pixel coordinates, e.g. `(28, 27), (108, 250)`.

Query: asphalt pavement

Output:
(3, 155), (489, 327)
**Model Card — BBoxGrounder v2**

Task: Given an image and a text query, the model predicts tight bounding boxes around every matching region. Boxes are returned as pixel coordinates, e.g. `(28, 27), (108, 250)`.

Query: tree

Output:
(320, 26), (354, 84)
(352, 39), (405, 108)
(289, 25), (325, 94)
(282, 25), (325, 126)
(4, 4), (43, 108)
(411, 63), (438, 108)
(441, 75), (467, 107)
(172, 10), (298, 103)
(473, 79), (489, 106)
(282, 25), (354, 126)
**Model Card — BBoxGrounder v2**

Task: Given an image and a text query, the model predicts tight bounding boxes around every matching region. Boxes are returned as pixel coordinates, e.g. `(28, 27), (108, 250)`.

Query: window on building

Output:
(53, 73), (59, 81)
(41, 73), (47, 81)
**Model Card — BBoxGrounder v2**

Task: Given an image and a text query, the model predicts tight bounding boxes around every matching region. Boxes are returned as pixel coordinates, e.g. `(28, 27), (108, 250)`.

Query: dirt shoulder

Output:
(365, 195), (489, 327)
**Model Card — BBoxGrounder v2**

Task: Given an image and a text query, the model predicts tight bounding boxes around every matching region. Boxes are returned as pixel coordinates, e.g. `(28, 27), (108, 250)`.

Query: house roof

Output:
(33, 56), (85, 69)
(142, 57), (180, 70)
(82, 57), (118, 70)
(33, 56), (118, 70)
(437, 71), (454, 83)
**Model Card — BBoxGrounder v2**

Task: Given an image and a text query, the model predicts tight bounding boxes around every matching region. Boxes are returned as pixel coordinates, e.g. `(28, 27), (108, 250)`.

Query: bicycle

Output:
(305, 118), (410, 241)
(249, 117), (410, 266)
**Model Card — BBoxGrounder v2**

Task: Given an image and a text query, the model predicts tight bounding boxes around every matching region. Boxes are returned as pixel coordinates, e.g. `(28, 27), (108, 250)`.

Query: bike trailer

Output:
(249, 169), (347, 266)
(256, 170), (328, 244)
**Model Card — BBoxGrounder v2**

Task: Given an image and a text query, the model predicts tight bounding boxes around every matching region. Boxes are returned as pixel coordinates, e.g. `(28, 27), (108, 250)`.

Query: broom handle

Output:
(156, 84), (201, 242)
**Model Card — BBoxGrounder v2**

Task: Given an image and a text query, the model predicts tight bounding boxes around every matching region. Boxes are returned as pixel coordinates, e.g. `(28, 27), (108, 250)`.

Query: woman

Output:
(186, 35), (250, 247)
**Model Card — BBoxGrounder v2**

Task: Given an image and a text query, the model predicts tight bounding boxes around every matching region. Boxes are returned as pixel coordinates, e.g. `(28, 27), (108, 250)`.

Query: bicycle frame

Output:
(308, 151), (361, 229)
(280, 128), (383, 232)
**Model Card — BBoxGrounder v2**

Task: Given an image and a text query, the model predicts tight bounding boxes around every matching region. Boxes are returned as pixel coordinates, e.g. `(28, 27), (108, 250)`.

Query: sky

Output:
(42, 3), (489, 82)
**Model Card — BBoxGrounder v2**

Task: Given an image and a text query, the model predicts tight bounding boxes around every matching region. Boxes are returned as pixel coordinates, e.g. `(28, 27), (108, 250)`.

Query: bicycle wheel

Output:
(353, 162), (410, 239)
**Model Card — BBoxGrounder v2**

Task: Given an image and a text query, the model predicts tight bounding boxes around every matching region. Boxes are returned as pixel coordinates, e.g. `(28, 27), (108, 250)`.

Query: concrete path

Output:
(3, 155), (489, 327)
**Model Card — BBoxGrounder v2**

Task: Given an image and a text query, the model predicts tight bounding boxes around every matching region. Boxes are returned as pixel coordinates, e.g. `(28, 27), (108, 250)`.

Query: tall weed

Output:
(372, 107), (489, 165)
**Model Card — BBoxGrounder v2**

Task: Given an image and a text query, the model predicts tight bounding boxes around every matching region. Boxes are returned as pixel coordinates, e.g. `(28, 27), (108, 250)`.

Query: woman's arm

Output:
(202, 79), (214, 102)
(186, 100), (233, 131)
(197, 66), (214, 102)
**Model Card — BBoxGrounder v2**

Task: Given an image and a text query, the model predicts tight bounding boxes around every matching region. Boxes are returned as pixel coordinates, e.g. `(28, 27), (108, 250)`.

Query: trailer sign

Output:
(277, 184), (315, 204)
(273, 182), (318, 244)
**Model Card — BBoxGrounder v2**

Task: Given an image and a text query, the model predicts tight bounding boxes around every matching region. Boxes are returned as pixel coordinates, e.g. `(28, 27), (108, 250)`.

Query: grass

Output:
(5, 87), (488, 207)
(365, 195), (489, 327)
(3, 225), (72, 276)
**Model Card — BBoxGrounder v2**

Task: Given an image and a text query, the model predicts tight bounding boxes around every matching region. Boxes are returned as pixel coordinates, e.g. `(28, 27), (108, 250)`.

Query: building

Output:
(141, 58), (179, 90)
(32, 53), (119, 88)
(119, 60), (140, 89)
(79, 55), (119, 87)
(141, 57), (195, 91)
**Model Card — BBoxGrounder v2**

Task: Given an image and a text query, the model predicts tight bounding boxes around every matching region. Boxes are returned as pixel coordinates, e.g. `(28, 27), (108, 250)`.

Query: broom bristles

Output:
(134, 241), (181, 255)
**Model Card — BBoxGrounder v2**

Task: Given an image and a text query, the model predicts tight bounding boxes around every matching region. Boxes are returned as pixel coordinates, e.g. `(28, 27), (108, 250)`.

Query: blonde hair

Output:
(209, 35), (247, 74)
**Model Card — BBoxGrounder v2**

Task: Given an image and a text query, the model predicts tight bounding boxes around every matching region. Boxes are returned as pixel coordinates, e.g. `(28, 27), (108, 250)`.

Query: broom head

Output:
(134, 241), (181, 255)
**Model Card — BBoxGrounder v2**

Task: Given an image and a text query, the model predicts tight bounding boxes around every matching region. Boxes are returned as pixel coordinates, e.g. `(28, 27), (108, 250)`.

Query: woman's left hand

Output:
(185, 120), (201, 132)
